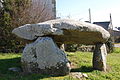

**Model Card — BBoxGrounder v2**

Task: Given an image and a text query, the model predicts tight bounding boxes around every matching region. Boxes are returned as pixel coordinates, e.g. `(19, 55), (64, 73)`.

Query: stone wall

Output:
(77, 45), (94, 52)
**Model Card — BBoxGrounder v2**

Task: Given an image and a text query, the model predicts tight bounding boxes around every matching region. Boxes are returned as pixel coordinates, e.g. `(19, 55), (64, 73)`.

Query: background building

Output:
(31, 0), (56, 22)
(93, 21), (120, 43)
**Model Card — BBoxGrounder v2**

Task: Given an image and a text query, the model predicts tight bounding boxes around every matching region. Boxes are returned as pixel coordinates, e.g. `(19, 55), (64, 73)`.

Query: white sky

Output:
(56, 0), (120, 27)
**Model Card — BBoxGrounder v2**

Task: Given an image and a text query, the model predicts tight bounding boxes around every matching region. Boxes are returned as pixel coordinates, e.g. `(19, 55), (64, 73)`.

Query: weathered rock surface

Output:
(12, 19), (110, 45)
(70, 72), (88, 79)
(21, 37), (71, 75)
(93, 43), (107, 71)
(12, 19), (109, 73)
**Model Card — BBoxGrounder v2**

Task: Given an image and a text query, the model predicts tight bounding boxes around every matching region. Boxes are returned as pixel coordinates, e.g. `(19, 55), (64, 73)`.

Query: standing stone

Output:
(21, 37), (71, 75)
(93, 43), (107, 71)
(56, 43), (65, 51)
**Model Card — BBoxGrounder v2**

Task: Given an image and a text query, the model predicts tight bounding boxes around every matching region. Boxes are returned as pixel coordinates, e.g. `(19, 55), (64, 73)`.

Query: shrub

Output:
(0, 0), (30, 53)
(105, 37), (114, 53)
(0, 0), (55, 53)
(65, 44), (81, 52)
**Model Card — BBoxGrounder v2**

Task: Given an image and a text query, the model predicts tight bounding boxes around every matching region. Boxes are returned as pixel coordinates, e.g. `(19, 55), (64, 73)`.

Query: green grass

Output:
(112, 47), (120, 53)
(0, 48), (120, 80)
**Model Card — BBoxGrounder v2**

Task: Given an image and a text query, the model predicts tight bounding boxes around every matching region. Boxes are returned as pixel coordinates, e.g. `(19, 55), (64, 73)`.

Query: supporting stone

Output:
(93, 43), (107, 71)
(21, 37), (71, 75)
(56, 43), (65, 51)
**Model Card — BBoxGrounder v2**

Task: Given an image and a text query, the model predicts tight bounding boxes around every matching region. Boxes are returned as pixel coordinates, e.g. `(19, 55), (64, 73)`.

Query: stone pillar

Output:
(56, 43), (65, 51)
(21, 37), (71, 75)
(93, 43), (107, 71)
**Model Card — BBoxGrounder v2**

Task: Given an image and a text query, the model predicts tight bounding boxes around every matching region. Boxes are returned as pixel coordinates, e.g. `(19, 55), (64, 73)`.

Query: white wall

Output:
(31, 0), (56, 22)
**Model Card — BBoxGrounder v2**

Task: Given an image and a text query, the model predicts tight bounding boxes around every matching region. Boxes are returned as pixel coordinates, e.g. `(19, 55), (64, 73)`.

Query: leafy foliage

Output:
(65, 44), (79, 52)
(0, 0), (55, 53)
(0, 0), (31, 53)
(105, 37), (114, 53)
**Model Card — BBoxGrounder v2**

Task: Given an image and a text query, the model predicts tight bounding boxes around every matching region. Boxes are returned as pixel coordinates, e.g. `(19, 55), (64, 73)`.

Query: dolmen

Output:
(12, 19), (110, 75)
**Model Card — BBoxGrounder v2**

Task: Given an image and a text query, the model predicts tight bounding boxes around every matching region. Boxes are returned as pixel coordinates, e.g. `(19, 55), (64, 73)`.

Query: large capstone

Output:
(21, 37), (71, 75)
(12, 19), (110, 45)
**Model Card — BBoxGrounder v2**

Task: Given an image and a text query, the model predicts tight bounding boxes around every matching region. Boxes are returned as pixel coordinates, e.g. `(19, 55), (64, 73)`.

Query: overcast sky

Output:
(56, 0), (120, 27)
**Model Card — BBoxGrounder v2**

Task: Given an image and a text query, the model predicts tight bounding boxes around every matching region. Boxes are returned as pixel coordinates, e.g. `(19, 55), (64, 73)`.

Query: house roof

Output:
(93, 21), (110, 30)
(113, 30), (120, 36)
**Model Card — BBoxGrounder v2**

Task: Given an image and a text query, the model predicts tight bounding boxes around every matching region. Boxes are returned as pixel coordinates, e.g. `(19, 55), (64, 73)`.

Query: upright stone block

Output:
(21, 37), (71, 75)
(93, 43), (107, 71)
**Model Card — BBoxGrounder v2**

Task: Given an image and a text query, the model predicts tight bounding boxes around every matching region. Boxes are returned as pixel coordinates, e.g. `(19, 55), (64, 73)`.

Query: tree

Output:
(25, 0), (55, 23)
(0, 0), (31, 52)
(0, 0), (55, 53)
(7, 0), (55, 27)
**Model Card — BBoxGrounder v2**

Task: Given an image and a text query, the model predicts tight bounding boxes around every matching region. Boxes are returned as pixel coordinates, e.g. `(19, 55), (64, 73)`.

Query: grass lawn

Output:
(0, 48), (120, 80)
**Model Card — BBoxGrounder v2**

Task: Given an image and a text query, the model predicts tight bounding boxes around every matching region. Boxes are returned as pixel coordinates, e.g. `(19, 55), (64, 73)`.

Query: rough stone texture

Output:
(12, 23), (63, 40)
(70, 72), (88, 79)
(93, 43), (107, 71)
(21, 37), (71, 75)
(77, 45), (94, 52)
(12, 19), (109, 73)
(12, 19), (110, 45)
